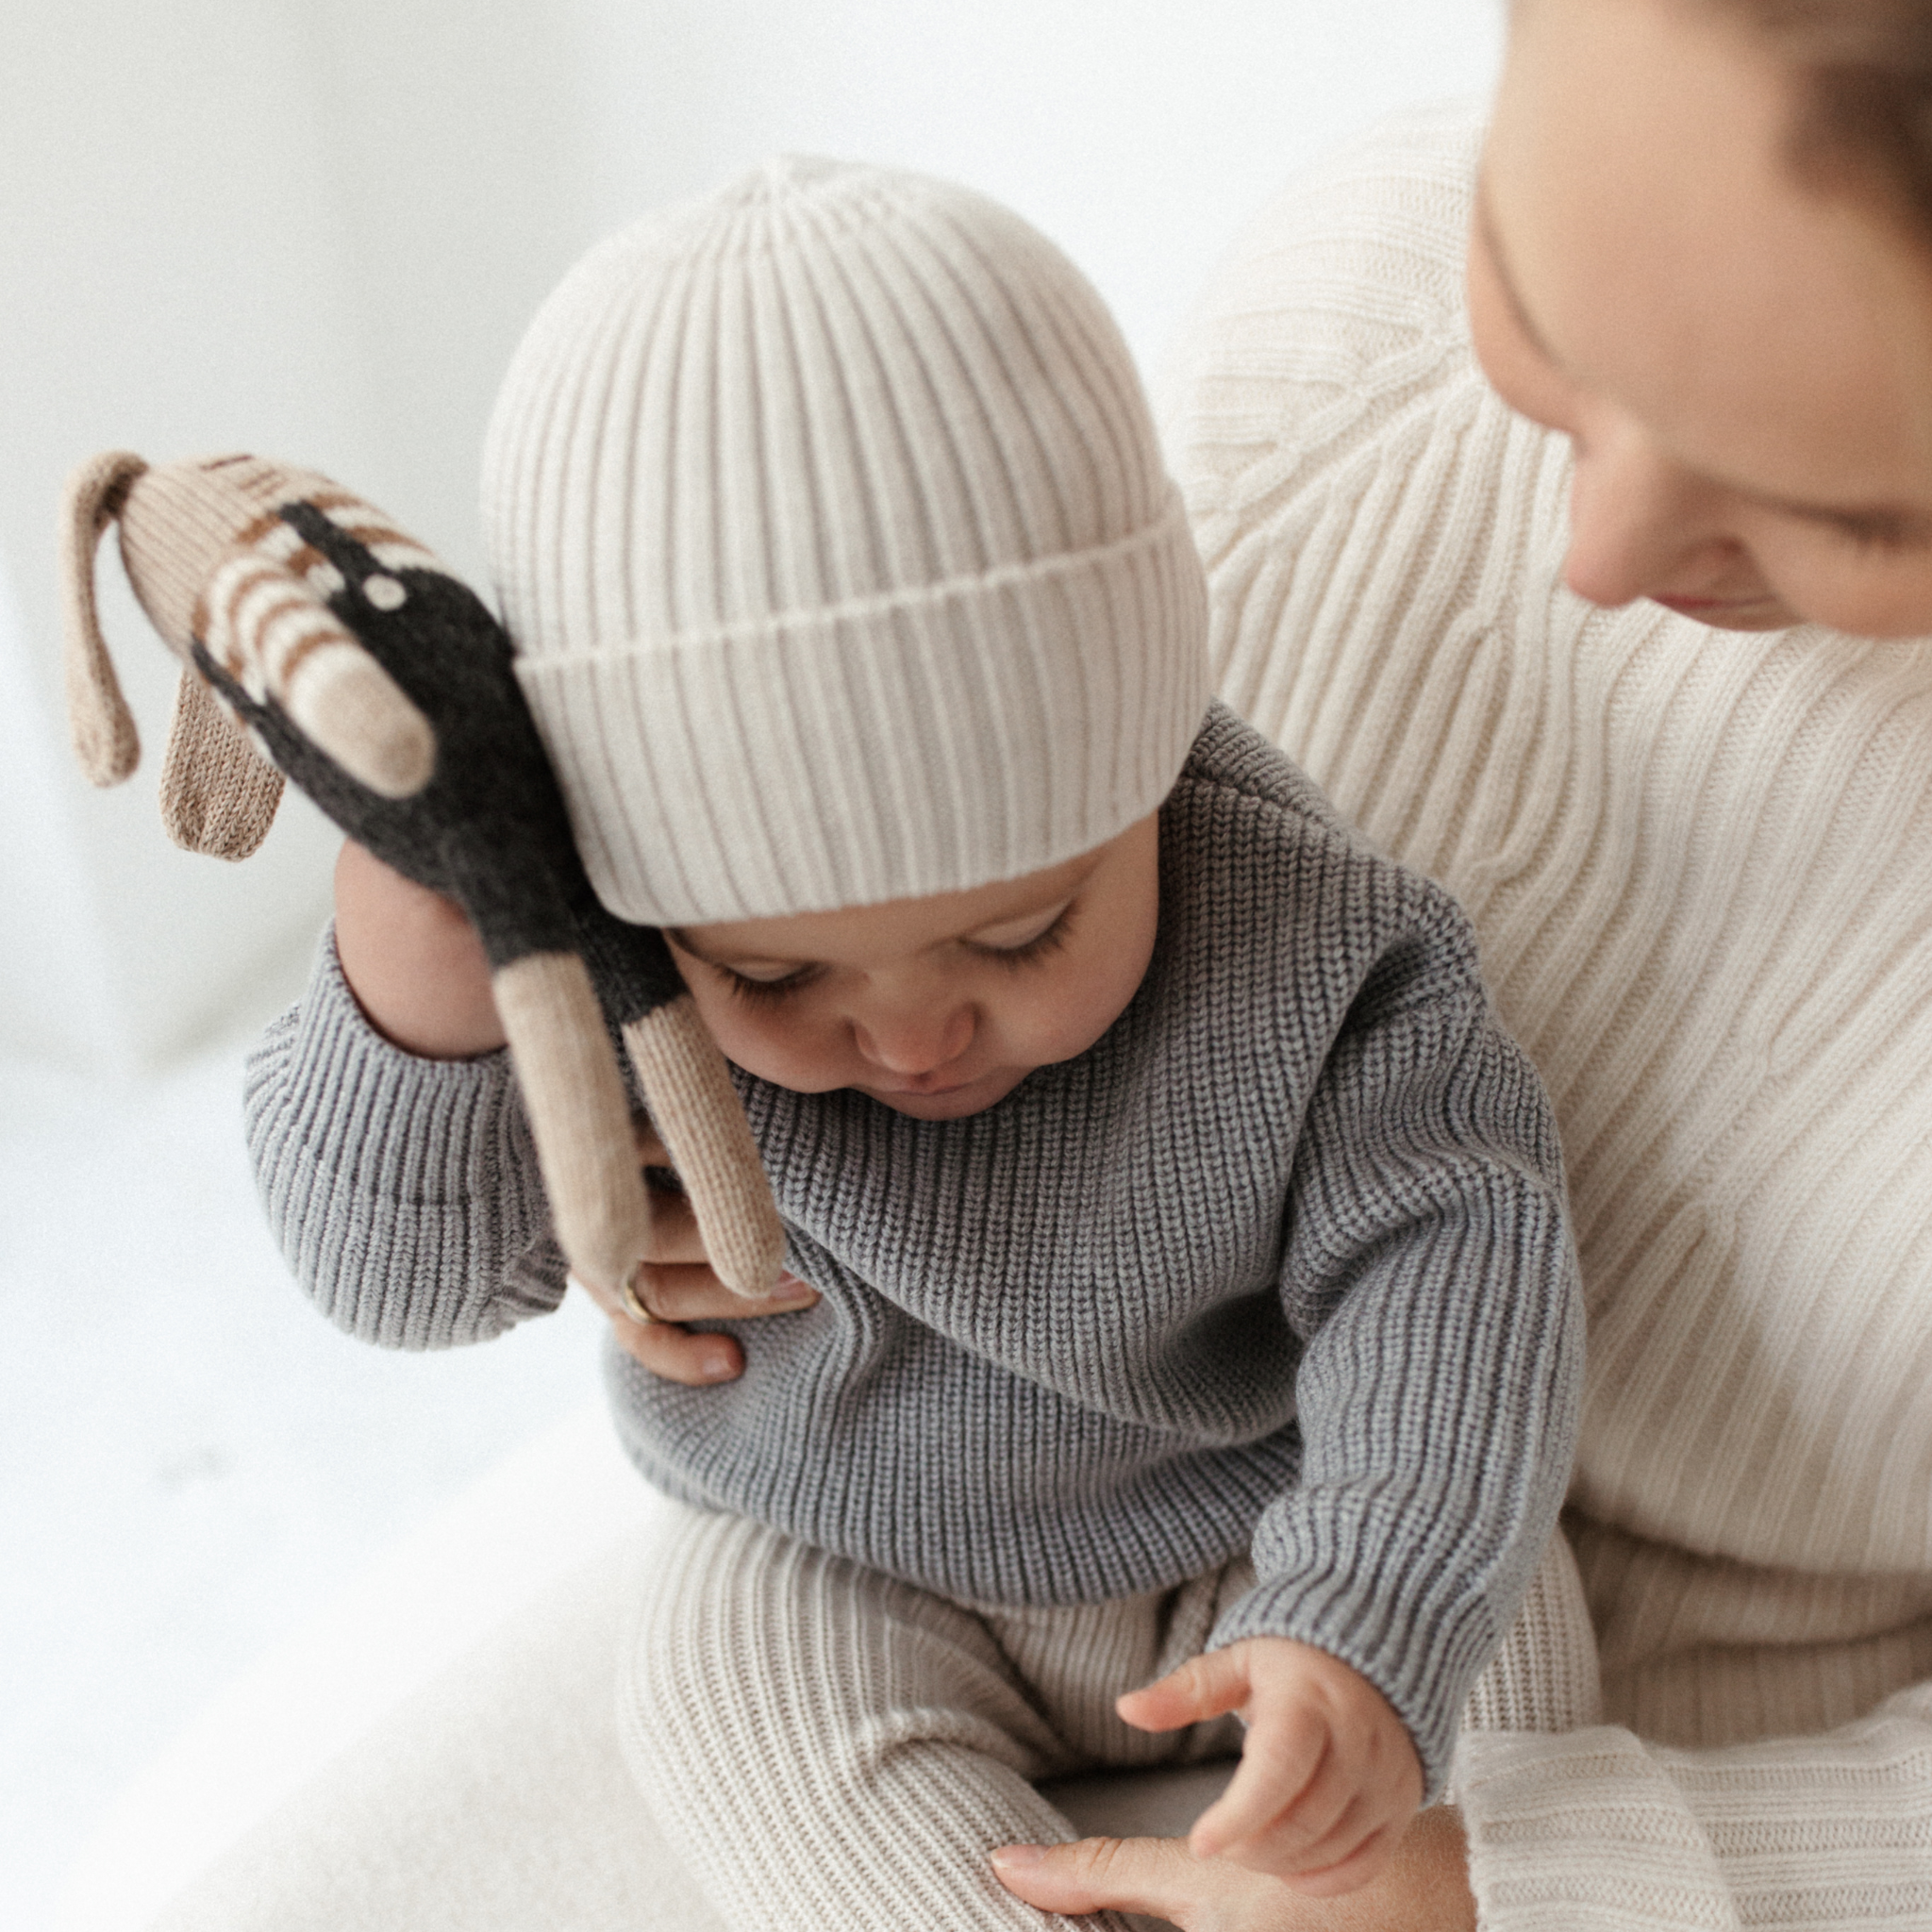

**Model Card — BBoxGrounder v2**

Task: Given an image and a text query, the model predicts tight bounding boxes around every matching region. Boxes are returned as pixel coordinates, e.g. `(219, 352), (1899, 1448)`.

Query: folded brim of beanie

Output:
(515, 495), (1208, 927)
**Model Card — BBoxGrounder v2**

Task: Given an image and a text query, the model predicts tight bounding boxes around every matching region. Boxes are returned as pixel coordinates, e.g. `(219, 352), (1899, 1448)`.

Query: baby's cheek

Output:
(996, 985), (1122, 1071)
(716, 1006), (851, 1092)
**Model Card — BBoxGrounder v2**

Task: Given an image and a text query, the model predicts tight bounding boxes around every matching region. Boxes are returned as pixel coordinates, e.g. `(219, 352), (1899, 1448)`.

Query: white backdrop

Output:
(8, 6), (1511, 1924)
(0, 0), (1502, 1071)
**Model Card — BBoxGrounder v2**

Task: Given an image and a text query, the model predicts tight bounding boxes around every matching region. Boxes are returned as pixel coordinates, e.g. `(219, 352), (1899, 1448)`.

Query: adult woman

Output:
(994, 0), (1932, 1924)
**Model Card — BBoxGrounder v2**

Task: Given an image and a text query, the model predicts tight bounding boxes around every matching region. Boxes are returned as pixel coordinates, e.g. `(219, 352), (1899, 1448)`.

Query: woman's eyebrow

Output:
(1749, 493), (1932, 545)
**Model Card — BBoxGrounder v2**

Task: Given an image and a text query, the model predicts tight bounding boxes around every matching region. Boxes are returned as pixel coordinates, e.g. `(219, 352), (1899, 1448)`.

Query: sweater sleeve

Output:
(242, 926), (569, 1348)
(1173, 99), (1932, 1929)
(1454, 1539), (1932, 1928)
(1208, 895), (1585, 1803)
(1456, 1691), (1932, 1929)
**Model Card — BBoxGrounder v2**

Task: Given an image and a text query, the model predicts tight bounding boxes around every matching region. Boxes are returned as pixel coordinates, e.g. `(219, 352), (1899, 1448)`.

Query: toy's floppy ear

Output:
(61, 449), (148, 786)
(159, 667), (285, 859)
(61, 450), (439, 851)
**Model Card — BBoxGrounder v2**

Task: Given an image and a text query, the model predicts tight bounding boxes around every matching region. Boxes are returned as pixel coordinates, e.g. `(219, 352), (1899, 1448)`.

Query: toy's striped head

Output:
(61, 450), (437, 857)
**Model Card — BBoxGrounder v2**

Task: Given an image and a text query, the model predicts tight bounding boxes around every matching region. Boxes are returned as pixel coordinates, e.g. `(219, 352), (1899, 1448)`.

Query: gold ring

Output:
(618, 1268), (659, 1326)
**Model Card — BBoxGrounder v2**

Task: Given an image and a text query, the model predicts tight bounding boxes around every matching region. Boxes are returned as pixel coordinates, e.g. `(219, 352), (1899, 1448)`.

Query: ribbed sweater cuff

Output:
(1456, 1690), (1932, 1929)
(1208, 1504), (1501, 1804)
(244, 927), (561, 1346)
(1455, 1726), (1737, 1927)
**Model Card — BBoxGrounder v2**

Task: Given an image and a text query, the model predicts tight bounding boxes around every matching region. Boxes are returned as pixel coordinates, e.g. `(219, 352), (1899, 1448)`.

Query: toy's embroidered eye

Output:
(362, 574), (408, 610)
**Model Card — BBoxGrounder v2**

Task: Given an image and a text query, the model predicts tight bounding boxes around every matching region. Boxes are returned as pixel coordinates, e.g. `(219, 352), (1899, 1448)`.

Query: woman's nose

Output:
(852, 999), (974, 1075)
(1561, 420), (1740, 609)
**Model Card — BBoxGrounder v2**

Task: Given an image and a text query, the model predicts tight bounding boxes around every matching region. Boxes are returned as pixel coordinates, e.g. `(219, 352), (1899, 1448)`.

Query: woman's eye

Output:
(1828, 517), (1919, 555)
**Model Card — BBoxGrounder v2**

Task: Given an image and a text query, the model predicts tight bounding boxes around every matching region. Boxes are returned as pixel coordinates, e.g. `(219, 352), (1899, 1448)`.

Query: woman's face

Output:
(1474, 0), (1932, 636)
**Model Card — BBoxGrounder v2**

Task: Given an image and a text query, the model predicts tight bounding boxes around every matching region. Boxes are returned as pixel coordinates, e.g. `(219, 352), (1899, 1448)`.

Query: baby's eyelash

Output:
(974, 908), (1074, 970)
(719, 964), (817, 1005)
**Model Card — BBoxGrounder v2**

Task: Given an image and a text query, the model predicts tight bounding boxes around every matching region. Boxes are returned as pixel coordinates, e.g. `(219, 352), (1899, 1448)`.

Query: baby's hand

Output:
(1116, 1637), (1422, 1897)
(585, 1119), (817, 1385)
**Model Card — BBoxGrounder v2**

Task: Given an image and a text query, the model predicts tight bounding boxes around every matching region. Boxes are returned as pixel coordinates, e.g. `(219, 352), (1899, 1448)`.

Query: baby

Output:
(252, 159), (1582, 1928)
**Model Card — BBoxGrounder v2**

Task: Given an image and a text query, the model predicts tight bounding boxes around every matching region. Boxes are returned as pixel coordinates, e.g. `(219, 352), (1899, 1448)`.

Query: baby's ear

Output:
(158, 667), (285, 859)
(60, 449), (150, 786)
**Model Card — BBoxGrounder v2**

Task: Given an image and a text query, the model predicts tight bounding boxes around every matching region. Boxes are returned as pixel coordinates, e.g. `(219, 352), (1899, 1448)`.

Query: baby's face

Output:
(666, 816), (1159, 1121)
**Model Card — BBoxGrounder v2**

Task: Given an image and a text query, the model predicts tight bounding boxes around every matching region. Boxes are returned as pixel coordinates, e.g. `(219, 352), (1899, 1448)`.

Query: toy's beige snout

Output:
(60, 449), (437, 858)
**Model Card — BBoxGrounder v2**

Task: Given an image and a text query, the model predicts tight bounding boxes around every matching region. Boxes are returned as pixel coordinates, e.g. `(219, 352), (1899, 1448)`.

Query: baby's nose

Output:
(852, 1001), (974, 1075)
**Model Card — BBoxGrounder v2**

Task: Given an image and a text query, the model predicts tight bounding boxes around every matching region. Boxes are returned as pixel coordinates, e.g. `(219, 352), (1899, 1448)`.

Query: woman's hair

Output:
(1732, 0), (1932, 245)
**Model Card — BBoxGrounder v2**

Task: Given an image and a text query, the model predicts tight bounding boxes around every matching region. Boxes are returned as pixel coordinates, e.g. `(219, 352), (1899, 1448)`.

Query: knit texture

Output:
(246, 704), (1582, 1799)
(481, 158), (1209, 924)
(1164, 98), (1932, 1926)
(620, 1504), (1250, 1932)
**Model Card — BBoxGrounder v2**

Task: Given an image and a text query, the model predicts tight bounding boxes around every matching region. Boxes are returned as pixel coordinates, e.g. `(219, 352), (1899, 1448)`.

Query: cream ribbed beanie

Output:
(483, 158), (1209, 926)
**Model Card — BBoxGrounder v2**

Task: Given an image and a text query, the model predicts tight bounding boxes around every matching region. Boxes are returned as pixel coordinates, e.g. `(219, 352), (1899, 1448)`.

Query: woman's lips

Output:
(1652, 592), (1777, 617)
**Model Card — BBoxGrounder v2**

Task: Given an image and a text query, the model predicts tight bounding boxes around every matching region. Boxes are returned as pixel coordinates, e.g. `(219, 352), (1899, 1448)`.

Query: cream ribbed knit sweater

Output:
(1164, 101), (1932, 1929)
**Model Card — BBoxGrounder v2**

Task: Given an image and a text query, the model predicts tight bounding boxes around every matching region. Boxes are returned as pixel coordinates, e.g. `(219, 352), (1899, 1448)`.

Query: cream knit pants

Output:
(617, 1505), (1256, 1932)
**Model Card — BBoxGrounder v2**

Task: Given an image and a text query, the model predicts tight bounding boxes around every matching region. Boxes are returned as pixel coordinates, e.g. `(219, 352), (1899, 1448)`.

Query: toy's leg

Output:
(619, 1507), (1245, 1932)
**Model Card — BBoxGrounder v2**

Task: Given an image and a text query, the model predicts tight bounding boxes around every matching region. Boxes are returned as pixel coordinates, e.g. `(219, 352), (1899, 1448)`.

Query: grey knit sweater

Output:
(245, 704), (1582, 1792)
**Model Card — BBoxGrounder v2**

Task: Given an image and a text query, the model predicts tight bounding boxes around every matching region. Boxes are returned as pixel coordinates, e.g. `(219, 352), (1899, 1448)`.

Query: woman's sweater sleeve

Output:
(242, 927), (567, 1348)
(1457, 1691), (1932, 1929)
(1455, 1538), (1932, 1926)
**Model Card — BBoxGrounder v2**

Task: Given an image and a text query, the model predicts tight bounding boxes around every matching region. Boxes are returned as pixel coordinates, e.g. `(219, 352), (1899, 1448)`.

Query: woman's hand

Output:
(990, 1807), (1475, 1932)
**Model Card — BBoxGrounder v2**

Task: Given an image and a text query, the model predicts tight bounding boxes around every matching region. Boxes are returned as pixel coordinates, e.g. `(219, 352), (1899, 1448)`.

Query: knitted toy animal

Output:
(58, 449), (785, 1304)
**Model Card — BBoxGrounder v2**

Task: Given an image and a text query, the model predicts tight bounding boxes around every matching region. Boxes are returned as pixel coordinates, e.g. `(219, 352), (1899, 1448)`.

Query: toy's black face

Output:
(192, 497), (681, 1017)
(74, 452), (780, 1298)
(192, 501), (580, 961)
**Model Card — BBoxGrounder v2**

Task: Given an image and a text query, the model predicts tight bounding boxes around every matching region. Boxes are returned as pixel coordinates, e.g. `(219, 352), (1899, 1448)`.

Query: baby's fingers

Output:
(1260, 1804), (1407, 1898)
(1117, 1647), (1255, 1734)
(1188, 1698), (1329, 1859)
(1208, 1730), (1381, 1876)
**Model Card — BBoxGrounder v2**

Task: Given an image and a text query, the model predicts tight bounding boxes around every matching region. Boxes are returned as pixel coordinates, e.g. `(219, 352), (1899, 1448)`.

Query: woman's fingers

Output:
(991, 1837), (1313, 1931)
(992, 1813), (1476, 1927)
(625, 1260), (737, 1323)
(638, 1180), (707, 1266)
(579, 1248), (816, 1387)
